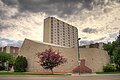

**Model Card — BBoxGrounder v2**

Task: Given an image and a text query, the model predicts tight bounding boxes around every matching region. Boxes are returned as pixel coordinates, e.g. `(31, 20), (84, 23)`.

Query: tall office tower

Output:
(43, 17), (78, 48)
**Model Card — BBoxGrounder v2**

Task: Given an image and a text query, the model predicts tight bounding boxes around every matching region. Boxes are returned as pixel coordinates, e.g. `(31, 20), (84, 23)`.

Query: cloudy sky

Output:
(0, 0), (120, 47)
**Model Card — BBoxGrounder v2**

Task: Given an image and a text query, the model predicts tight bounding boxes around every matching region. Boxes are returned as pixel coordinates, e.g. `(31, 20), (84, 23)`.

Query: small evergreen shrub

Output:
(13, 56), (28, 72)
(103, 64), (116, 72)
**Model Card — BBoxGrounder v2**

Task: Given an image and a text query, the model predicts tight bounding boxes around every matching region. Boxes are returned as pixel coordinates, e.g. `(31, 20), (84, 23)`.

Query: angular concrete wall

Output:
(19, 39), (78, 72)
(19, 39), (110, 72)
(80, 48), (110, 72)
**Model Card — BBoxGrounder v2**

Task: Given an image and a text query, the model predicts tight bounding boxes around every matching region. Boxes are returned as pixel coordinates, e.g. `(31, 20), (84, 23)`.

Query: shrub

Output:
(103, 64), (116, 72)
(0, 63), (5, 70)
(0, 66), (5, 70)
(13, 56), (28, 72)
(116, 66), (120, 71)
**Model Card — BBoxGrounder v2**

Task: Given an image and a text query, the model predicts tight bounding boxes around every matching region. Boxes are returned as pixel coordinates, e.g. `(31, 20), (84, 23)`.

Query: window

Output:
(57, 21), (59, 25)
(51, 23), (53, 26)
(51, 17), (53, 21)
(51, 29), (53, 33)
(63, 33), (65, 35)
(57, 31), (59, 34)
(57, 28), (59, 31)
(72, 26), (74, 30)
(68, 34), (70, 37)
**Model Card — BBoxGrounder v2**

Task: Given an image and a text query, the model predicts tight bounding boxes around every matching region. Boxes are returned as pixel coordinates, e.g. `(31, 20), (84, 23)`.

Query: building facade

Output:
(19, 39), (110, 72)
(44, 17), (78, 48)
(0, 46), (19, 57)
(79, 43), (104, 49)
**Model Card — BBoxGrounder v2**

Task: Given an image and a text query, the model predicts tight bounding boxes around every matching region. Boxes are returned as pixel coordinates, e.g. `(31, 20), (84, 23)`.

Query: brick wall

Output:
(73, 59), (92, 73)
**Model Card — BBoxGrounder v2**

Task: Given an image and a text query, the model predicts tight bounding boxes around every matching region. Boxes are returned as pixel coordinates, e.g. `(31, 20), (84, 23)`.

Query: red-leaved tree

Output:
(37, 48), (67, 73)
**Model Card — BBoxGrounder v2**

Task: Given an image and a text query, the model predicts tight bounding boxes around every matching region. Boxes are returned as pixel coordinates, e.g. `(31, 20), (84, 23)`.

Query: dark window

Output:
(51, 17), (53, 24)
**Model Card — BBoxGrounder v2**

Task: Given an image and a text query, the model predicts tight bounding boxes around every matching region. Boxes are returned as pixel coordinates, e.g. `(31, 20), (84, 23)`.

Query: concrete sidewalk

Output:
(72, 73), (120, 77)
(72, 73), (96, 76)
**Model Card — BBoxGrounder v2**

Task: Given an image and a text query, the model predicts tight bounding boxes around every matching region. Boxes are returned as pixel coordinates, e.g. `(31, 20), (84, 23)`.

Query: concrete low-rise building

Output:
(18, 39), (110, 73)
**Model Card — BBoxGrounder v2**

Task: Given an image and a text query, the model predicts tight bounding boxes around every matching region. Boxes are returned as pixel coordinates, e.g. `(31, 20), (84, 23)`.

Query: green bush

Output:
(116, 66), (120, 71)
(103, 64), (116, 72)
(13, 56), (28, 72)
(0, 65), (5, 70)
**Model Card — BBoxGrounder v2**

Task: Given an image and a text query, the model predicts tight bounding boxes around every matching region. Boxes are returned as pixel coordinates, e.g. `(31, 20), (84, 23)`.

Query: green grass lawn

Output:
(0, 72), (26, 75)
(96, 72), (120, 74)
(0, 72), (71, 76)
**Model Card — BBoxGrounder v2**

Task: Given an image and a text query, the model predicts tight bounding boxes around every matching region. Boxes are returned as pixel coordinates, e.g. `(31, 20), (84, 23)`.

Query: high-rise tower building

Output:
(43, 17), (78, 48)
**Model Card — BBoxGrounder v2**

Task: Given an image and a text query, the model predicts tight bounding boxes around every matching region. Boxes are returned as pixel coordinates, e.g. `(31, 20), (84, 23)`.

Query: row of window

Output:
(51, 42), (76, 47)
(51, 25), (76, 30)
(51, 37), (77, 45)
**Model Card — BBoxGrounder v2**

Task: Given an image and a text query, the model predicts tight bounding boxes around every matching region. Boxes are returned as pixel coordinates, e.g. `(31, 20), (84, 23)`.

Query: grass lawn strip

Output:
(96, 72), (120, 74)
(0, 72), (71, 76)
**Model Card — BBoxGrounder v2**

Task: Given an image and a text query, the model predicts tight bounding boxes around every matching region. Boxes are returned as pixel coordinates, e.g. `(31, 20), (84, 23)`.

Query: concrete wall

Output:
(19, 39), (110, 72)
(19, 39), (78, 72)
(43, 17), (51, 43)
(80, 48), (110, 72)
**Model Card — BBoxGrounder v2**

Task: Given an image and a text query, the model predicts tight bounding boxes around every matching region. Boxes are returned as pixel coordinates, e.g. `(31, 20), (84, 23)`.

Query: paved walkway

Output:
(72, 73), (120, 77)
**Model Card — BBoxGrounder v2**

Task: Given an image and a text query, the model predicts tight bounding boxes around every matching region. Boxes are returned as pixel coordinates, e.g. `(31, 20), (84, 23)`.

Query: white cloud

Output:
(0, 41), (8, 47)
(67, 1), (120, 41)
(0, 12), (48, 41)
(0, 38), (23, 47)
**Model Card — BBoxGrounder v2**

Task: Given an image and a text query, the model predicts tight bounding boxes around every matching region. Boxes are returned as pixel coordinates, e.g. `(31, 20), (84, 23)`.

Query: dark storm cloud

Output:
(82, 27), (98, 33)
(1, 0), (18, 6)
(80, 40), (95, 45)
(17, 0), (80, 16)
(0, 0), (96, 17)
(81, 0), (93, 10)
(1, 0), (120, 17)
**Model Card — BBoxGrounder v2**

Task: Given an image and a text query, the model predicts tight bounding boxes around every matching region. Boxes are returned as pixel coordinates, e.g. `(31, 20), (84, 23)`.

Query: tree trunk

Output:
(50, 68), (53, 74)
